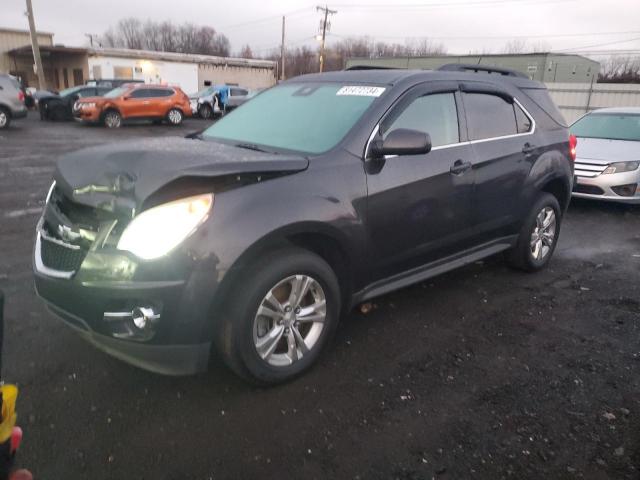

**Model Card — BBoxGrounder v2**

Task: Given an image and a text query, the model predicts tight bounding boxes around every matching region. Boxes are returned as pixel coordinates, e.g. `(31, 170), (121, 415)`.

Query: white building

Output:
(88, 48), (277, 94)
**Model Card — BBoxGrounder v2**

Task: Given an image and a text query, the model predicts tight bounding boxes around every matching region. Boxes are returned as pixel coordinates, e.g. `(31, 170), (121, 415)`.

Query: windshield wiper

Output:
(235, 142), (273, 153)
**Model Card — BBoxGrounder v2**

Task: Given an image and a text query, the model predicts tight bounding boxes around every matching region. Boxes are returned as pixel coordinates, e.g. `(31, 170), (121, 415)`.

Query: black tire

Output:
(0, 107), (10, 129)
(166, 108), (183, 126)
(102, 109), (122, 128)
(198, 103), (213, 120)
(507, 192), (562, 272)
(215, 247), (341, 385)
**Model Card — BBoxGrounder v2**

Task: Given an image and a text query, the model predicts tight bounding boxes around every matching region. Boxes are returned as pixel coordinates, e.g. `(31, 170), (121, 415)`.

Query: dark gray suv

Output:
(0, 74), (27, 129)
(34, 65), (574, 384)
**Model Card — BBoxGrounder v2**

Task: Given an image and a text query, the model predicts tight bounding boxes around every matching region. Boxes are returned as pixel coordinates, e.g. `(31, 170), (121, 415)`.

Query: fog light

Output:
(611, 183), (638, 197)
(131, 307), (159, 330)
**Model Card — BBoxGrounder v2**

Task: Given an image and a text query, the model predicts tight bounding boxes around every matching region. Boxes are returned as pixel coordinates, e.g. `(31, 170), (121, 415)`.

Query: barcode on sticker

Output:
(337, 86), (386, 97)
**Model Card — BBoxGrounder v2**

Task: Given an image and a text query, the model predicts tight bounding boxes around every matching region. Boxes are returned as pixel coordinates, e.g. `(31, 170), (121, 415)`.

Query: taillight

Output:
(17, 90), (25, 103)
(569, 134), (577, 162)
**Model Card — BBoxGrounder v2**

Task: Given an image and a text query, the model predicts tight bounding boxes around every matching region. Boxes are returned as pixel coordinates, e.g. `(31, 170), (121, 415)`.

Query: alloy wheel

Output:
(168, 109), (183, 125)
(530, 206), (556, 261)
(0, 111), (7, 128)
(253, 274), (326, 367)
(104, 112), (121, 128)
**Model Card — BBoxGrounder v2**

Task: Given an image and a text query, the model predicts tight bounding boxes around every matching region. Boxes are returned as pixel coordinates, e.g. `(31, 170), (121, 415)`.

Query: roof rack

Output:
(344, 65), (401, 71)
(437, 63), (528, 79)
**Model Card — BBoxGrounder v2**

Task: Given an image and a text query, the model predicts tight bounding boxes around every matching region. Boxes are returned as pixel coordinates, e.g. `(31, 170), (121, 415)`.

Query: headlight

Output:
(602, 161), (640, 174)
(117, 194), (213, 260)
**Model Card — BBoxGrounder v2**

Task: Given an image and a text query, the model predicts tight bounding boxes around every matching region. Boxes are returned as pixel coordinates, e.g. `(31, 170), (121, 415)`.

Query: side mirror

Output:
(370, 128), (432, 158)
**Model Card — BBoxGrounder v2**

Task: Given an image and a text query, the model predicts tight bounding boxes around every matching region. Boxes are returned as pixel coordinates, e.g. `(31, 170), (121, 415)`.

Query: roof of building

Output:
(7, 44), (276, 69)
(0, 26), (54, 36)
(89, 48), (276, 69)
(348, 52), (600, 64)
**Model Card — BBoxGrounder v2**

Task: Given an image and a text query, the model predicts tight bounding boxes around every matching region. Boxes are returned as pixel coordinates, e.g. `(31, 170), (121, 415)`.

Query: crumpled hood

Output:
(53, 136), (308, 215)
(575, 137), (640, 164)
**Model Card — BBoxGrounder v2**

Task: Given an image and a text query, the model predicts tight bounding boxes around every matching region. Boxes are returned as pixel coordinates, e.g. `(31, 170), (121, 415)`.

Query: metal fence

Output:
(545, 82), (640, 124)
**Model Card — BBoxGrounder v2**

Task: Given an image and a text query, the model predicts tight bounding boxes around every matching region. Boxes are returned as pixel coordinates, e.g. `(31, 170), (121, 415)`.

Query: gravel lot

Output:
(0, 113), (639, 479)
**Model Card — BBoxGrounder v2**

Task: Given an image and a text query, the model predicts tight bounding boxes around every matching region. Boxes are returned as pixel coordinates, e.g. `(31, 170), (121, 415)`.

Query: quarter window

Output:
(383, 92), (460, 148)
(515, 103), (533, 133)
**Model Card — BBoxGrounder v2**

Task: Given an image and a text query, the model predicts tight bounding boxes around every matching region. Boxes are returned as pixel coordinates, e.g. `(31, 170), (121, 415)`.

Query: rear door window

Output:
(382, 92), (460, 148)
(464, 93), (518, 140)
(129, 89), (148, 99)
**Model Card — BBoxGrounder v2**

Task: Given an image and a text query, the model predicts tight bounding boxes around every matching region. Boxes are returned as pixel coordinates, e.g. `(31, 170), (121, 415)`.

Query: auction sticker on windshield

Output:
(336, 86), (386, 97)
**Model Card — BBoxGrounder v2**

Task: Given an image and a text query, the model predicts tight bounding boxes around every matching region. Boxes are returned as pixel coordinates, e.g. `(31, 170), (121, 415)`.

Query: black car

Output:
(39, 85), (112, 121)
(33, 65), (574, 384)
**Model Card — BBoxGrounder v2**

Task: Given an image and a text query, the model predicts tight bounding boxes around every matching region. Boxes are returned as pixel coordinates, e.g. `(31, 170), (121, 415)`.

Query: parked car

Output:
(225, 88), (263, 112)
(74, 83), (191, 128)
(0, 74), (27, 129)
(571, 107), (640, 204)
(39, 85), (113, 121)
(189, 85), (221, 119)
(85, 79), (144, 89)
(34, 65), (574, 384)
(190, 85), (252, 119)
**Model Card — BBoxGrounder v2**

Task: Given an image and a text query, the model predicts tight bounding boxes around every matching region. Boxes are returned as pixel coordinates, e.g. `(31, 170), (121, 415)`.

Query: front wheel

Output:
(215, 248), (341, 385)
(507, 193), (562, 272)
(198, 103), (213, 120)
(166, 108), (183, 126)
(103, 110), (122, 128)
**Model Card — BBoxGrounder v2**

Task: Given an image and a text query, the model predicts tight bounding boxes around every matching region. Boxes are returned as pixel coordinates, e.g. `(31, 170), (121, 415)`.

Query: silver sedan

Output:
(571, 107), (640, 204)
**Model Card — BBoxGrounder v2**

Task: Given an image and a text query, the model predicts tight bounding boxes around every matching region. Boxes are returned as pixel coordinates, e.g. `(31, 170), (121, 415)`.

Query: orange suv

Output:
(74, 83), (191, 128)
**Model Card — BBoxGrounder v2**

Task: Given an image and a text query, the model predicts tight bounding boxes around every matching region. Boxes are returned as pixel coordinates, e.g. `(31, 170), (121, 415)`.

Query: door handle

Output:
(522, 142), (537, 156)
(450, 159), (472, 175)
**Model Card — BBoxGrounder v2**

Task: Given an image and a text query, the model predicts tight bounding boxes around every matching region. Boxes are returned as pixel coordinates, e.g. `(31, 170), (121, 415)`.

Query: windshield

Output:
(58, 86), (84, 97)
(104, 87), (128, 98)
(571, 113), (640, 142)
(202, 83), (384, 154)
(192, 86), (215, 97)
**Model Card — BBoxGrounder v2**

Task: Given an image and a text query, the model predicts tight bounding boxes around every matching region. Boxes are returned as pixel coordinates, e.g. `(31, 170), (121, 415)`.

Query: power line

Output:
(218, 7), (315, 31)
(332, 0), (577, 10)
(328, 30), (640, 41)
(555, 35), (640, 52)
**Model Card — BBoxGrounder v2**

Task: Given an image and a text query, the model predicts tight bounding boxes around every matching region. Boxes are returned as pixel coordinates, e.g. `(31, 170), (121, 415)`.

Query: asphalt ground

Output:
(0, 112), (639, 479)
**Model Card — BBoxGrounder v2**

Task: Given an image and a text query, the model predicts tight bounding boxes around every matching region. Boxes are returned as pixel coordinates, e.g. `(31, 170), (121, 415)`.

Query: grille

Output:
(49, 187), (102, 231)
(40, 236), (86, 272)
(573, 184), (605, 195)
(574, 160), (607, 178)
(37, 186), (107, 275)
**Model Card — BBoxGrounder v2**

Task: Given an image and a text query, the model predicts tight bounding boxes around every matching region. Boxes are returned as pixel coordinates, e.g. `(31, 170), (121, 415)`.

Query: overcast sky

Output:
(3, 0), (640, 58)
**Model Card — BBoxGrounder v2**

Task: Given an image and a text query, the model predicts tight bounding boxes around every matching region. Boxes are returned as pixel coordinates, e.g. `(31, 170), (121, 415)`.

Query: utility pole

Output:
(280, 16), (286, 81)
(25, 0), (46, 90)
(316, 5), (337, 73)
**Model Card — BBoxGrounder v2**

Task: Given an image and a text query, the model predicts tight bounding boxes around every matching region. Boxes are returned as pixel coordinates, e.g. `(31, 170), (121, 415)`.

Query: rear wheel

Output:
(166, 108), (183, 126)
(507, 193), (562, 272)
(103, 110), (122, 128)
(215, 248), (341, 385)
(0, 107), (10, 129)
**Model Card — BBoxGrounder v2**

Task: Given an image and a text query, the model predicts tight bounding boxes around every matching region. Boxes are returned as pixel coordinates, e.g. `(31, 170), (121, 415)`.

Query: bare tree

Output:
(599, 55), (640, 83)
(239, 45), (254, 59)
(100, 19), (230, 56)
(502, 38), (528, 54)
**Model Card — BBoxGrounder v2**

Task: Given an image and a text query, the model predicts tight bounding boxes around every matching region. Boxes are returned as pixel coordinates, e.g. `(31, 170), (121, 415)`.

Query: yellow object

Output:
(0, 384), (18, 443)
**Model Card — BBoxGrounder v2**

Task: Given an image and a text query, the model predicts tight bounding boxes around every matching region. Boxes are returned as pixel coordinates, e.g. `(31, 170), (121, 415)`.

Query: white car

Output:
(571, 107), (640, 204)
